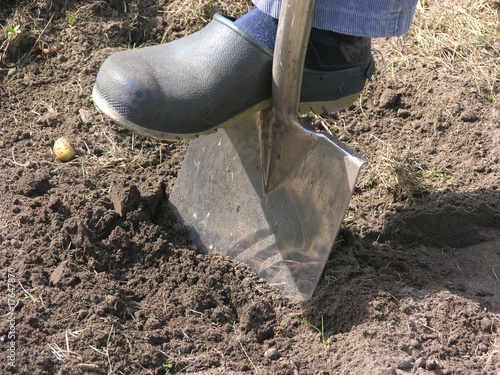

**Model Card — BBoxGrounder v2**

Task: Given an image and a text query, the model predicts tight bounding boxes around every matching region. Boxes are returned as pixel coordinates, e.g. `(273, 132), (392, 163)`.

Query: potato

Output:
(53, 137), (75, 162)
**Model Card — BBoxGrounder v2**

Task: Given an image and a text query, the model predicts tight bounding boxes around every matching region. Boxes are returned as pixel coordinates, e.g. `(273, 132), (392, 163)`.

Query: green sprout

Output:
(359, 93), (370, 124)
(67, 14), (75, 23)
(425, 170), (454, 178)
(487, 72), (498, 102)
(342, 221), (353, 229)
(417, 0), (427, 11)
(162, 364), (173, 370)
(233, 322), (259, 373)
(190, 309), (214, 324)
(292, 315), (328, 352)
(7, 25), (21, 38)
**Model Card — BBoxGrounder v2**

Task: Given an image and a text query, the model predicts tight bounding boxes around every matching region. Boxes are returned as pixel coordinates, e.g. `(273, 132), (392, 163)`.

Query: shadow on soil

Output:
(302, 188), (500, 339)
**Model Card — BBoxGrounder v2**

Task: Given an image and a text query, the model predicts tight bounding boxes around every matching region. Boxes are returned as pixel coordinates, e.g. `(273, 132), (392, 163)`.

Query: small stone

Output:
(397, 359), (413, 370)
(414, 357), (426, 368)
(79, 109), (93, 125)
(264, 347), (279, 360)
(426, 359), (439, 370)
(409, 338), (420, 348)
(397, 109), (411, 118)
(480, 317), (492, 332)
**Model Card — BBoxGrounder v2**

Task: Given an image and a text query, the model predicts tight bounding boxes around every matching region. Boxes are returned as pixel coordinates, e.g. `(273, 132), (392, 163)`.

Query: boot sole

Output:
(92, 86), (360, 142)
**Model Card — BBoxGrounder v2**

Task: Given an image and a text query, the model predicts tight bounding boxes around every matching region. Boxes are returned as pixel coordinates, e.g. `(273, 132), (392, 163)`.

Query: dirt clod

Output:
(379, 88), (400, 108)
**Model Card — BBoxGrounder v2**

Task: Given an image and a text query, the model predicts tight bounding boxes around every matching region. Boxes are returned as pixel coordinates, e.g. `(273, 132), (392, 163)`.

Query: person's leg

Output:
(234, 8), (372, 72)
(254, 0), (418, 37)
(236, 0), (419, 71)
(92, 1), (417, 141)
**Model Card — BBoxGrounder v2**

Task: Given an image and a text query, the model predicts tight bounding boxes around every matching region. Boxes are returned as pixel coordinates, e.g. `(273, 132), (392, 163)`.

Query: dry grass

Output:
(0, 1), (48, 63)
(478, 325), (500, 368)
(359, 136), (453, 205)
(351, 0), (498, 204)
(53, 130), (162, 179)
(387, 0), (500, 95)
(162, 0), (251, 35)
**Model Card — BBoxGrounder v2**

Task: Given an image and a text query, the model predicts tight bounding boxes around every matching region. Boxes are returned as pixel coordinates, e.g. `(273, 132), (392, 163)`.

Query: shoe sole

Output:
(92, 86), (360, 142)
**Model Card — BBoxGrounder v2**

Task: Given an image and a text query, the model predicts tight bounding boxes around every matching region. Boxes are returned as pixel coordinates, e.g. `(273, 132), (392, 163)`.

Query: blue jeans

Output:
(253, 0), (418, 37)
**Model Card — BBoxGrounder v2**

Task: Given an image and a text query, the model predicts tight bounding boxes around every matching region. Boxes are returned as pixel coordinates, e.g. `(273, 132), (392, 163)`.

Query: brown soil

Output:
(1, 1), (499, 374)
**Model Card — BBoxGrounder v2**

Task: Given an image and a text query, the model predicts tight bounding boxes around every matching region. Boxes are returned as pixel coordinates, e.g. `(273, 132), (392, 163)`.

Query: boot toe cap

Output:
(94, 51), (162, 127)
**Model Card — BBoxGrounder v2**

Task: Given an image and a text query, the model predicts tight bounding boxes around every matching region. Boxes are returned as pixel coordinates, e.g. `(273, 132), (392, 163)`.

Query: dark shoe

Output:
(93, 14), (374, 141)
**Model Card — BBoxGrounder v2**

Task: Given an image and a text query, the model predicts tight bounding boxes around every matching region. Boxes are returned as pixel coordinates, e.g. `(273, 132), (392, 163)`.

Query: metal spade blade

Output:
(168, 0), (366, 300)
